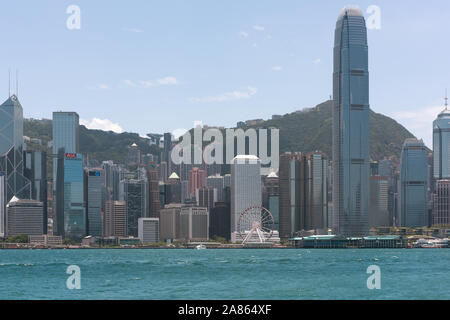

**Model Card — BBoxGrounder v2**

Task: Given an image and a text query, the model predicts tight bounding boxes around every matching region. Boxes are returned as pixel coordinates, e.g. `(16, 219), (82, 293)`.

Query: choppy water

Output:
(0, 248), (448, 299)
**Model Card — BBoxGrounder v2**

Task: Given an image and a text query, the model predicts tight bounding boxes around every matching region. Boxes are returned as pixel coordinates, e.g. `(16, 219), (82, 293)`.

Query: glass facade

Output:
(119, 178), (148, 237)
(399, 139), (428, 227)
(332, 6), (370, 236)
(305, 153), (329, 230)
(23, 151), (48, 234)
(86, 169), (103, 237)
(369, 176), (390, 228)
(433, 109), (450, 179)
(230, 155), (261, 233)
(52, 112), (79, 190)
(102, 161), (121, 201)
(433, 180), (450, 226)
(0, 95), (31, 203)
(56, 152), (85, 240)
(268, 195), (279, 232)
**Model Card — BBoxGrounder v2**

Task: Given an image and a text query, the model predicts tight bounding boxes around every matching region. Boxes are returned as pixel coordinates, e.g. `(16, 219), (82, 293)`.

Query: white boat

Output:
(415, 238), (448, 248)
(195, 244), (206, 250)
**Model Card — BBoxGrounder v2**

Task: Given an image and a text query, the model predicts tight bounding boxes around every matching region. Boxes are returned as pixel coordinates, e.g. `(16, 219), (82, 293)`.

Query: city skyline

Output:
(0, 1), (448, 147)
(2, 3), (450, 305)
(1, 3), (446, 242)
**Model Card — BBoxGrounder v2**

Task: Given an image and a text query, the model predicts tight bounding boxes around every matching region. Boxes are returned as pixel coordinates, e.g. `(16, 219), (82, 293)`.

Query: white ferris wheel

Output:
(237, 206), (274, 244)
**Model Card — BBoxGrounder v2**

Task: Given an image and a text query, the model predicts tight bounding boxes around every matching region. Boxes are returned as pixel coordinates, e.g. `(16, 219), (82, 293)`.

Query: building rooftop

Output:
(302, 235), (338, 240)
(338, 6), (364, 20)
(168, 172), (180, 180)
(233, 155), (260, 160)
(437, 109), (450, 117)
(363, 235), (401, 240)
(403, 138), (424, 146)
(267, 171), (278, 178)
(232, 155), (260, 164)
(8, 196), (20, 204)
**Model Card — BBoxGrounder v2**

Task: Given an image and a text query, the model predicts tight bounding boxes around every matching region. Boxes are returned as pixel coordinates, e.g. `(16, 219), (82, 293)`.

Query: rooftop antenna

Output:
(16, 69), (18, 98)
(445, 88), (448, 110)
(8, 69), (11, 97)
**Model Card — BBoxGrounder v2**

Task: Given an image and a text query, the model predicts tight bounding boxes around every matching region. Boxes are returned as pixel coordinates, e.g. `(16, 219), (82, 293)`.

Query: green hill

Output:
(23, 119), (160, 176)
(23, 100), (418, 174)
(247, 100), (418, 163)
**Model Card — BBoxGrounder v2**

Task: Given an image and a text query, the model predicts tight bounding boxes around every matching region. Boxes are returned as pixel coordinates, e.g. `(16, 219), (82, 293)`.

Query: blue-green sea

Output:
(0, 248), (448, 300)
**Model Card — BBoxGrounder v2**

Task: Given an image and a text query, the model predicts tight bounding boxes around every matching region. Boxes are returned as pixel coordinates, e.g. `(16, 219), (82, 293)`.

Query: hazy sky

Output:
(0, 0), (449, 148)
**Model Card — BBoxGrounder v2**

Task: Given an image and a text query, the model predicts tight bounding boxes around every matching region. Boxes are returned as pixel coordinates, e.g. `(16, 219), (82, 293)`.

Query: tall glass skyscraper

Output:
(85, 168), (103, 237)
(279, 152), (304, 239)
(0, 95), (31, 203)
(399, 139), (428, 227)
(433, 98), (450, 179)
(305, 152), (329, 231)
(56, 152), (85, 240)
(332, 6), (370, 236)
(119, 177), (148, 237)
(52, 112), (79, 190)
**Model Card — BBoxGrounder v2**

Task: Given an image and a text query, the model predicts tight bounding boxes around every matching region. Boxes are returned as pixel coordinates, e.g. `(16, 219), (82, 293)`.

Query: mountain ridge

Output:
(23, 100), (419, 171)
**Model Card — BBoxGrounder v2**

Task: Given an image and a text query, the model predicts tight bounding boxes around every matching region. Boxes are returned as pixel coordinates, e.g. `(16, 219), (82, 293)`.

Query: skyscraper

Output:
(369, 176), (390, 228)
(305, 152), (329, 231)
(332, 6), (370, 236)
(0, 95), (31, 203)
(164, 172), (181, 204)
(85, 168), (103, 237)
(279, 152), (304, 239)
(103, 200), (126, 237)
(126, 143), (141, 169)
(230, 155), (261, 235)
(206, 174), (225, 203)
(189, 167), (206, 197)
(102, 160), (121, 201)
(197, 186), (216, 210)
(55, 152), (85, 240)
(23, 150), (48, 234)
(279, 152), (328, 238)
(179, 206), (209, 241)
(159, 203), (182, 241)
(119, 177), (148, 237)
(147, 162), (161, 218)
(399, 139), (428, 227)
(52, 111), (79, 191)
(162, 132), (172, 180)
(6, 197), (44, 237)
(378, 159), (393, 178)
(159, 161), (168, 183)
(433, 180), (450, 226)
(209, 202), (231, 241)
(433, 95), (450, 179)
(263, 172), (279, 232)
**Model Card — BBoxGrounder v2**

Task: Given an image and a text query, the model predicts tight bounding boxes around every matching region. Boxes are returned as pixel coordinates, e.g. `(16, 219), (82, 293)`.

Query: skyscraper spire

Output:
(445, 88), (448, 109)
(16, 69), (18, 98)
(8, 69), (11, 97)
